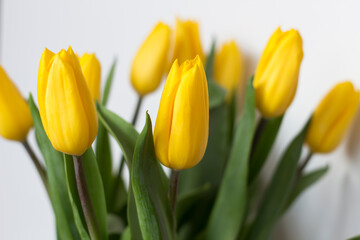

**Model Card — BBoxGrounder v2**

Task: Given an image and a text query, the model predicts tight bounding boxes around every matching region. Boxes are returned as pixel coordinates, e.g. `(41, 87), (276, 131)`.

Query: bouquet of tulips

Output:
(1, 19), (360, 240)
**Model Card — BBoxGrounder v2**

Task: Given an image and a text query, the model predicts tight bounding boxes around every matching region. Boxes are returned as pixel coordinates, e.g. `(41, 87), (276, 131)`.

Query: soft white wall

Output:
(1, 0), (360, 239)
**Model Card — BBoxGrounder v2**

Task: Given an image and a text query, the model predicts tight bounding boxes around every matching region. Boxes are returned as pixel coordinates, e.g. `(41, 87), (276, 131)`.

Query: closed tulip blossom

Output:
(154, 55), (209, 170)
(254, 27), (303, 118)
(0, 66), (33, 141)
(306, 81), (360, 153)
(170, 19), (205, 66)
(37, 47), (98, 156)
(80, 53), (101, 101)
(131, 22), (171, 96)
(214, 40), (244, 99)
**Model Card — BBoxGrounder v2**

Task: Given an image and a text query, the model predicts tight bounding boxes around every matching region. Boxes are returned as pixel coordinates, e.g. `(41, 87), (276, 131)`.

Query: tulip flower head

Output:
(79, 53), (101, 101)
(154, 55), (209, 170)
(38, 47), (98, 156)
(254, 27), (303, 118)
(0, 66), (33, 141)
(214, 40), (244, 99)
(306, 81), (360, 153)
(170, 19), (205, 66)
(131, 22), (171, 96)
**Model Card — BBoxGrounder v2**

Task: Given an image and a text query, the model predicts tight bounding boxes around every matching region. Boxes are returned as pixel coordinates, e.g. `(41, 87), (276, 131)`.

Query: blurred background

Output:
(1, 0), (360, 239)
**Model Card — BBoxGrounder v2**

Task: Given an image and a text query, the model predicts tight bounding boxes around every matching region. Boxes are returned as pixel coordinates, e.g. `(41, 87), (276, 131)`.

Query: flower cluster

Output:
(0, 19), (359, 240)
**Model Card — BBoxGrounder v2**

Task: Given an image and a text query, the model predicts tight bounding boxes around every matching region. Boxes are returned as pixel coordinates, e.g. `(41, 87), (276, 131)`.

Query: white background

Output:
(1, 0), (360, 239)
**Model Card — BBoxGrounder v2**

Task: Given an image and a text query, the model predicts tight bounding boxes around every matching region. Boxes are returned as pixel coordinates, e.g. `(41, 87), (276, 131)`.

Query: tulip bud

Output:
(214, 40), (244, 98)
(154, 56), (209, 170)
(0, 66), (33, 141)
(38, 47), (98, 156)
(131, 22), (171, 96)
(306, 81), (360, 153)
(79, 53), (101, 101)
(170, 19), (205, 66)
(254, 27), (303, 118)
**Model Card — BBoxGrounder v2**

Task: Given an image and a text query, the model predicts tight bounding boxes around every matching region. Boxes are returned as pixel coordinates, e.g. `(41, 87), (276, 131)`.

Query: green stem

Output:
(22, 140), (49, 194)
(131, 96), (143, 126)
(169, 170), (180, 239)
(250, 117), (268, 158)
(73, 155), (102, 240)
(298, 151), (314, 175)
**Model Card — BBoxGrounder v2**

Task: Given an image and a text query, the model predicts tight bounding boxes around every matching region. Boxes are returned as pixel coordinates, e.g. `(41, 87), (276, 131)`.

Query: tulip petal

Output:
(154, 60), (182, 167)
(168, 57), (209, 169)
(45, 56), (89, 155)
(254, 28), (303, 118)
(80, 53), (101, 101)
(0, 66), (33, 141)
(38, 48), (55, 134)
(214, 40), (243, 98)
(306, 81), (360, 153)
(131, 22), (170, 95)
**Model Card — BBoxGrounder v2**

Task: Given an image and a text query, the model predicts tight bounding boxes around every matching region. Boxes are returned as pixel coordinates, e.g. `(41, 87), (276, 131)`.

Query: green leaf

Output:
(204, 39), (226, 110)
(28, 95), (81, 240)
(107, 213), (125, 235)
(96, 121), (113, 208)
(131, 113), (173, 240)
(179, 102), (230, 195)
(247, 117), (311, 240)
(283, 166), (329, 212)
(96, 102), (139, 168)
(348, 235), (360, 240)
(177, 184), (211, 229)
(120, 227), (131, 240)
(111, 171), (128, 214)
(206, 78), (256, 240)
(205, 39), (216, 79)
(82, 148), (109, 240)
(64, 154), (91, 240)
(96, 103), (144, 239)
(64, 149), (109, 240)
(127, 186), (143, 240)
(102, 58), (117, 106)
(208, 80), (226, 109)
(248, 116), (283, 185)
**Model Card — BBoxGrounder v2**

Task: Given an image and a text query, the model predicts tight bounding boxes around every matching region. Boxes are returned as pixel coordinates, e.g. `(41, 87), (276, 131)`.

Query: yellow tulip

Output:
(131, 22), (171, 96)
(254, 27), (303, 118)
(170, 19), (205, 66)
(79, 53), (101, 101)
(306, 81), (360, 153)
(38, 47), (98, 156)
(214, 40), (244, 98)
(0, 66), (33, 141)
(154, 56), (209, 170)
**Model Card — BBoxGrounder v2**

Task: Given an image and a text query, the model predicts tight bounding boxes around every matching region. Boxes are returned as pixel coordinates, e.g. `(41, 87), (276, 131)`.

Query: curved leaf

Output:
(248, 116), (283, 185)
(131, 113), (173, 240)
(28, 95), (81, 240)
(96, 103), (144, 239)
(102, 58), (117, 106)
(96, 121), (113, 207)
(205, 39), (216, 79)
(283, 165), (329, 212)
(96, 103), (138, 168)
(82, 148), (109, 240)
(120, 227), (131, 240)
(348, 236), (360, 240)
(247, 117), (311, 240)
(177, 184), (211, 229)
(206, 78), (256, 240)
(208, 80), (226, 109)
